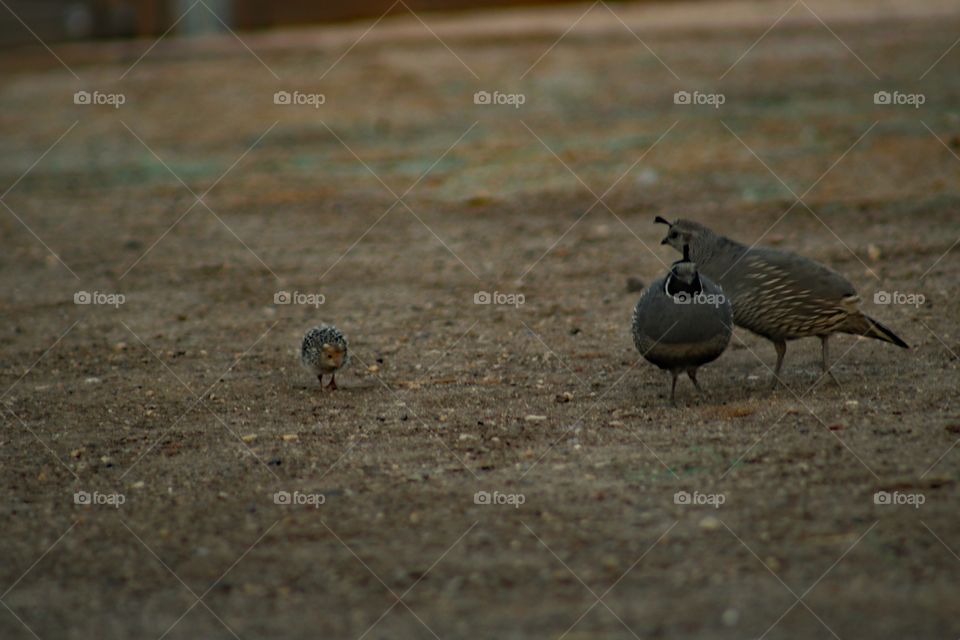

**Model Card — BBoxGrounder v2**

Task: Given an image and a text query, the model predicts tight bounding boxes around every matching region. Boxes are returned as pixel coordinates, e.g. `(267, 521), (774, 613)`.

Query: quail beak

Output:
(654, 216), (672, 244)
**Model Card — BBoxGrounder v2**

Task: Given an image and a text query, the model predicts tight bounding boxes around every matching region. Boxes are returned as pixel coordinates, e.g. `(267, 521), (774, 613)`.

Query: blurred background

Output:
(0, 0), (584, 44)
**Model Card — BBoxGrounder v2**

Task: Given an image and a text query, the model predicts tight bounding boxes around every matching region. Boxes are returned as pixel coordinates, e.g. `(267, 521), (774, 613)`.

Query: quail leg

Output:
(317, 374), (324, 389)
(326, 373), (338, 391)
(670, 371), (679, 406)
(770, 340), (787, 389)
(819, 336), (841, 387)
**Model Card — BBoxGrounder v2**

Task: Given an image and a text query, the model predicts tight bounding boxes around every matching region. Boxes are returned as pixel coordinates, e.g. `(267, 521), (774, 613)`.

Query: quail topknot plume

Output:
(632, 244), (733, 405)
(656, 217), (909, 386)
(301, 324), (349, 391)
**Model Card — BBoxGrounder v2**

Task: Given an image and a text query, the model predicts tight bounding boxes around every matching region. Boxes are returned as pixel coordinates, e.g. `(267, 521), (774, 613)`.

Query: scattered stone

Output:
(699, 515), (721, 530)
(524, 415), (547, 422)
(241, 434), (258, 443)
(281, 434), (299, 442)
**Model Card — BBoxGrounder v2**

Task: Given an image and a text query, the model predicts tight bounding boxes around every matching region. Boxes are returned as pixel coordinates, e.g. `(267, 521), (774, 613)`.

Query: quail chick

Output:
(656, 217), (909, 387)
(632, 245), (733, 405)
(301, 324), (349, 391)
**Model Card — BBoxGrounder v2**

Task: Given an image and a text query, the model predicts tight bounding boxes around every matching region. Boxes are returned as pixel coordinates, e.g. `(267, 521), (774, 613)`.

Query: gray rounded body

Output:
(632, 274), (733, 373)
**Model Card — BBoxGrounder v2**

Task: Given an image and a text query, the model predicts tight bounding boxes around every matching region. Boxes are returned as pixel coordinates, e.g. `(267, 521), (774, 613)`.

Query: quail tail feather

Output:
(840, 313), (909, 349)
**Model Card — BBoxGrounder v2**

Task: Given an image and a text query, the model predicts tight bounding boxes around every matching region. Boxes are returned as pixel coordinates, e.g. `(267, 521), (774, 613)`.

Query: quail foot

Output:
(301, 324), (349, 391)
(656, 217), (909, 388)
(632, 245), (733, 405)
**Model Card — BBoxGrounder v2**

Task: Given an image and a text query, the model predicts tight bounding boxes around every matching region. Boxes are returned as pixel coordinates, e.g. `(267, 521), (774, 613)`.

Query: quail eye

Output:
(669, 231), (678, 239)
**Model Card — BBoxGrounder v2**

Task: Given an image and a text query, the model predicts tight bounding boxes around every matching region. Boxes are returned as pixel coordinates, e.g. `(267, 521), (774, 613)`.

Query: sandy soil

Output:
(1, 0), (959, 638)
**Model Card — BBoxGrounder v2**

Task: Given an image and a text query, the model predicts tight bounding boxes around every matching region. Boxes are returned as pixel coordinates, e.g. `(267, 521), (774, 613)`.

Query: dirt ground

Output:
(2, 0), (959, 638)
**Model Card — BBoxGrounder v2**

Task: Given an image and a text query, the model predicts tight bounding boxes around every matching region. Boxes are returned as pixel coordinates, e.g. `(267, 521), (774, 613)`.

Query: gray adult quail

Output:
(301, 324), (349, 390)
(656, 217), (908, 386)
(632, 245), (733, 404)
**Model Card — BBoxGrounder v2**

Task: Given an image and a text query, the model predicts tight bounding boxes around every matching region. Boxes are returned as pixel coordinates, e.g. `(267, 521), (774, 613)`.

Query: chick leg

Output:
(326, 373), (338, 391)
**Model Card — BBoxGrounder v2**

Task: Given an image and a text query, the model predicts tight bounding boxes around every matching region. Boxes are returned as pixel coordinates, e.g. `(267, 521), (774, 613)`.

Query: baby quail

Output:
(632, 245), (733, 404)
(656, 217), (908, 386)
(301, 324), (349, 391)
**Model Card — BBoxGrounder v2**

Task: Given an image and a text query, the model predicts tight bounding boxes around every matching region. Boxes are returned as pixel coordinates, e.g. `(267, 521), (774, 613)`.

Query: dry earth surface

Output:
(1, 0), (959, 638)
